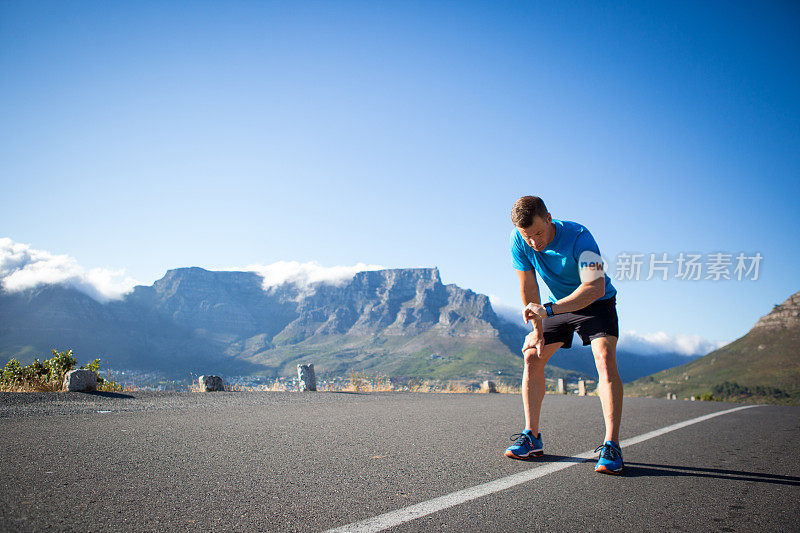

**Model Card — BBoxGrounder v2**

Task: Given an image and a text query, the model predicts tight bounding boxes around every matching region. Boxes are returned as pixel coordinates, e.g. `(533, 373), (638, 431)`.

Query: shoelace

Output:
(594, 443), (620, 461)
(509, 433), (532, 447)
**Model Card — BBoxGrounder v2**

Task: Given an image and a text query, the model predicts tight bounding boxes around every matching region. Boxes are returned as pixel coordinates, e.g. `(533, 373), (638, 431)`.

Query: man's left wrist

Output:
(544, 302), (556, 317)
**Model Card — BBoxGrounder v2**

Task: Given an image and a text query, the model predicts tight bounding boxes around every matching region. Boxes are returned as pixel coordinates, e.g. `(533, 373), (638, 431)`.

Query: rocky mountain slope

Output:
(625, 289), (800, 404)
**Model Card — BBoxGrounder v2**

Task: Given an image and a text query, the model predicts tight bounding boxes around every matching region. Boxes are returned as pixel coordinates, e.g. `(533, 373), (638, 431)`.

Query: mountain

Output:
(0, 267), (584, 381)
(625, 290), (800, 404)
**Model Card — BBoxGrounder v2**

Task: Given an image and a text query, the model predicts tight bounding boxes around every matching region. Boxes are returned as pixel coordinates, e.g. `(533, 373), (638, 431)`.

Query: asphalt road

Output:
(1, 391), (798, 532)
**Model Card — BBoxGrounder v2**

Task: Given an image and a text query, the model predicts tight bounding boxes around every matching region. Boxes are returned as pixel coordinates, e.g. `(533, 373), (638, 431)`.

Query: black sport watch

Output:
(544, 302), (555, 317)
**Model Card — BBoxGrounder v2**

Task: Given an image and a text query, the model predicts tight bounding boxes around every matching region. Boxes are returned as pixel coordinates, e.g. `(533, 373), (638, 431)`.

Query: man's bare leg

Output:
(590, 335), (622, 443)
(522, 342), (564, 434)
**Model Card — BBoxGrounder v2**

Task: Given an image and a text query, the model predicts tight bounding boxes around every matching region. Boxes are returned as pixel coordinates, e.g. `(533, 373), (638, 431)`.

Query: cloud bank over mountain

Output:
(488, 295), (523, 325)
(618, 330), (725, 356)
(226, 260), (385, 293)
(0, 237), (141, 302)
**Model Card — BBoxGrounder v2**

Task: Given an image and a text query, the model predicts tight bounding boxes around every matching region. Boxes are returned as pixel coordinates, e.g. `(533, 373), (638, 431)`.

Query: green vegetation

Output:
(1, 349), (122, 392)
(684, 382), (797, 404)
(703, 381), (797, 403)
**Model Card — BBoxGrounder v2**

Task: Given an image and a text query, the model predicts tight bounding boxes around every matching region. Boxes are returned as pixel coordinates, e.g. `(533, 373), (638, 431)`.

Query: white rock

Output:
(198, 375), (225, 392)
(63, 369), (97, 392)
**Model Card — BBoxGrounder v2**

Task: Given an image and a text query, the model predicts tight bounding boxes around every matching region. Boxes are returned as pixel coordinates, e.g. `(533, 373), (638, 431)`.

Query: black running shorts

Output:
(542, 296), (619, 348)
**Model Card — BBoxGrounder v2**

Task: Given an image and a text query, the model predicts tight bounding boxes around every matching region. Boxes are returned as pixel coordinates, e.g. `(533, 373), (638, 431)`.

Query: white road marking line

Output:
(325, 405), (758, 533)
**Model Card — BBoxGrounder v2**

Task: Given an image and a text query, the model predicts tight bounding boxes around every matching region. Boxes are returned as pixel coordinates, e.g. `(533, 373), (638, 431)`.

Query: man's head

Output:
(512, 195), (554, 251)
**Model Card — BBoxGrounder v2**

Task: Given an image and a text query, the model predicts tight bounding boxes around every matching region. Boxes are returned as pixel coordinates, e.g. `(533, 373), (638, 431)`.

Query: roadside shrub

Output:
(28, 358), (49, 381)
(0, 350), (121, 392)
(2, 358), (24, 384)
(711, 381), (789, 401)
(46, 349), (77, 382)
(82, 358), (101, 373)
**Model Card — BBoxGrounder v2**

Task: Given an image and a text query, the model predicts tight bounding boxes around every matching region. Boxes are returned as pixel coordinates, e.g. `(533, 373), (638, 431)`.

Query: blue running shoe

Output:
(504, 429), (543, 459)
(594, 441), (624, 474)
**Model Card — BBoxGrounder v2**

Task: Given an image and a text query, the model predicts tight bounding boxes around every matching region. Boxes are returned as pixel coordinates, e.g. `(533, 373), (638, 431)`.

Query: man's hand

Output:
(523, 302), (548, 323)
(522, 328), (545, 359)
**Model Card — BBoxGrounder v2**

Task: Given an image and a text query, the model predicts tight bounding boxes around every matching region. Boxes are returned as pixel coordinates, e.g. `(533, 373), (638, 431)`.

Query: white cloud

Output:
(618, 330), (726, 356)
(225, 260), (386, 293)
(0, 237), (141, 302)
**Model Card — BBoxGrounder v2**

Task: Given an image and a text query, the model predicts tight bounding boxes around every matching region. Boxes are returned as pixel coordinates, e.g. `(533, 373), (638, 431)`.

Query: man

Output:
(503, 195), (624, 474)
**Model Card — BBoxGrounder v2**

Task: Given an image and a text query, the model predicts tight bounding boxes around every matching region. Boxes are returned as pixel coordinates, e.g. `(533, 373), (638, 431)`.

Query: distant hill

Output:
(626, 290), (800, 404)
(0, 267), (585, 381)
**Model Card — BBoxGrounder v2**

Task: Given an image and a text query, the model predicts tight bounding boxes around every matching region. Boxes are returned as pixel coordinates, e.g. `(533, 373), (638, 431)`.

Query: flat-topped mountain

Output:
(0, 267), (577, 381)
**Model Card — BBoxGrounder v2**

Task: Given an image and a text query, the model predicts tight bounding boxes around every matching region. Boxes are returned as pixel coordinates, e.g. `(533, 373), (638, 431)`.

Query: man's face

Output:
(517, 215), (552, 251)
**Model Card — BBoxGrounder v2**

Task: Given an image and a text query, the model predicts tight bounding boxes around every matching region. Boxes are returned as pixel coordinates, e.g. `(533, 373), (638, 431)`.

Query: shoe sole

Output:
(594, 464), (624, 475)
(504, 450), (544, 459)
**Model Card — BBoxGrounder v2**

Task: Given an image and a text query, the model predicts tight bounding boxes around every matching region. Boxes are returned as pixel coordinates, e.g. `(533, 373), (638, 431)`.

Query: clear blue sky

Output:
(1, 1), (798, 346)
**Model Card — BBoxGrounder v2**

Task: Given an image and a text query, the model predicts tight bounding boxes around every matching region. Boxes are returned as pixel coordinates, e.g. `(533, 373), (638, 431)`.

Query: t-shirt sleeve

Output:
(510, 229), (534, 271)
(572, 228), (602, 262)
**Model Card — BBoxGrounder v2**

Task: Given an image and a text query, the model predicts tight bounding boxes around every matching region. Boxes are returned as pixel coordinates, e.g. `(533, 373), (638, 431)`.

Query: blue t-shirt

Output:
(510, 219), (616, 303)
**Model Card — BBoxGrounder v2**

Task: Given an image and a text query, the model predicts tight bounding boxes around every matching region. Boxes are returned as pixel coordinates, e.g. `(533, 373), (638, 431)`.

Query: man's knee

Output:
(523, 348), (544, 367)
(522, 348), (539, 366)
(524, 342), (561, 368)
(592, 343), (618, 380)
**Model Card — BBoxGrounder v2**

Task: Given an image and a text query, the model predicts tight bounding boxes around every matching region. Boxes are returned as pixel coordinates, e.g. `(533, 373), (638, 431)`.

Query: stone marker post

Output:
(199, 375), (225, 392)
(63, 369), (97, 392)
(578, 379), (586, 396)
(557, 378), (565, 394)
(297, 363), (316, 391)
(481, 380), (497, 393)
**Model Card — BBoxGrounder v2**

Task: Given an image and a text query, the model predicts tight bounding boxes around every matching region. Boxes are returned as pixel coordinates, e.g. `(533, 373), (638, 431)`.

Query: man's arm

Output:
(551, 277), (605, 314)
(517, 270), (545, 357)
(517, 269), (542, 321)
(525, 277), (605, 319)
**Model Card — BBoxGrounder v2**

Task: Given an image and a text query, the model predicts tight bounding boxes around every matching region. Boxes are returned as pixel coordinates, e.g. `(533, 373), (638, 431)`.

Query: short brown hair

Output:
(511, 196), (548, 227)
